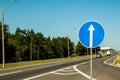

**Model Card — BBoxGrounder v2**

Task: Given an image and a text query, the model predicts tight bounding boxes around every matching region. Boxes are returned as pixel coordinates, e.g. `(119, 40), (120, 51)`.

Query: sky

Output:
(0, 0), (120, 50)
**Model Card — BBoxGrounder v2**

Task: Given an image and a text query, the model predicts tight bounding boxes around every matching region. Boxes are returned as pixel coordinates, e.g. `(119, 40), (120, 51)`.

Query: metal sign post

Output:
(79, 21), (105, 80)
(90, 48), (93, 80)
(88, 24), (95, 80)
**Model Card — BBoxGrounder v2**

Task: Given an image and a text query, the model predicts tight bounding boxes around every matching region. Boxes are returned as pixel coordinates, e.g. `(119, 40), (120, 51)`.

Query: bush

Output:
(71, 53), (78, 57)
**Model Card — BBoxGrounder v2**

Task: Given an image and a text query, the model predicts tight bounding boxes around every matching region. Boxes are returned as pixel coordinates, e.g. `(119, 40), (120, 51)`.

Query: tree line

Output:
(0, 22), (100, 63)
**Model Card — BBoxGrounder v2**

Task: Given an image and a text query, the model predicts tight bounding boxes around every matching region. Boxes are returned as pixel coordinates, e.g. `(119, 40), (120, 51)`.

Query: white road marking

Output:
(0, 71), (22, 76)
(51, 66), (79, 75)
(23, 66), (74, 80)
(61, 69), (75, 72)
(51, 66), (78, 75)
(104, 56), (115, 64)
(51, 72), (78, 75)
(104, 56), (120, 68)
(73, 62), (96, 80)
(23, 71), (52, 80)
(23, 61), (96, 80)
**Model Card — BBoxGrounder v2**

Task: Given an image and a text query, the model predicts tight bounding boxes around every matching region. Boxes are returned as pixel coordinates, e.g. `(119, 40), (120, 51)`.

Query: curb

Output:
(104, 56), (120, 68)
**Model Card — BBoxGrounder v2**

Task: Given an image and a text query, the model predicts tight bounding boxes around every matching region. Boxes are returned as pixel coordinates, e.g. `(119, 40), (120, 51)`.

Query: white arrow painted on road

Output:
(88, 24), (95, 48)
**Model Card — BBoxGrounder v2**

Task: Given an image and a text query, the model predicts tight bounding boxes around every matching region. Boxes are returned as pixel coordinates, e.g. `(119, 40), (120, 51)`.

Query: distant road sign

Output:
(79, 21), (105, 48)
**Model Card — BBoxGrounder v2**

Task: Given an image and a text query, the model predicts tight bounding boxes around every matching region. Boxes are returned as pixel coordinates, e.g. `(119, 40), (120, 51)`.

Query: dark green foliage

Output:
(0, 22), (100, 63)
(0, 22), (75, 63)
(75, 41), (100, 55)
(75, 41), (86, 55)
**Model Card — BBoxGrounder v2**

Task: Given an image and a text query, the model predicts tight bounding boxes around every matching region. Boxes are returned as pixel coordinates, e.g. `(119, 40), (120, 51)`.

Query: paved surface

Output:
(76, 56), (120, 80)
(0, 55), (120, 80)
(24, 55), (120, 80)
(0, 58), (89, 80)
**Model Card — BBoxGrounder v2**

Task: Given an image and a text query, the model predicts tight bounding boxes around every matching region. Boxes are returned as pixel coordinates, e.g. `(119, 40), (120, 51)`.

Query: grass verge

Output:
(114, 53), (120, 64)
(0, 55), (93, 69)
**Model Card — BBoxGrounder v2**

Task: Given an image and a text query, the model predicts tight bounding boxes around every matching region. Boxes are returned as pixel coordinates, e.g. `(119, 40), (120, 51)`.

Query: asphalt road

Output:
(0, 55), (120, 80)
(0, 58), (89, 80)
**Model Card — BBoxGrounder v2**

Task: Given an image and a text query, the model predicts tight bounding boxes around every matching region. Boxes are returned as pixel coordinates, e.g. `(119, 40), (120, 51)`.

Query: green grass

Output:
(0, 55), (92, 69)
(114, 53), (120, 64)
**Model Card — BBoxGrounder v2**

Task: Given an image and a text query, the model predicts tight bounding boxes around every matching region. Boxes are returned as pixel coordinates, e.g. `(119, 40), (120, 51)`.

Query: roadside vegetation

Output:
(114, 53), (120, 64)
(0, 55), (93, 69)
(0, 22), (100, 68)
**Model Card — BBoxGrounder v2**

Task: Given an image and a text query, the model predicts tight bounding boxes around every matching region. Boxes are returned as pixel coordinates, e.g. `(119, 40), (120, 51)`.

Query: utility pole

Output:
(0, 0), (16, 68)
(67, 37), (70, 59)
(30, 34), (32, 61)
(1, 12), (5, 68)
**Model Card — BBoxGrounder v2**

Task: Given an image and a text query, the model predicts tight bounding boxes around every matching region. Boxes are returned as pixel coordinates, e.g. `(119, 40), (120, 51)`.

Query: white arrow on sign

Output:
(88, 24), (95, 48)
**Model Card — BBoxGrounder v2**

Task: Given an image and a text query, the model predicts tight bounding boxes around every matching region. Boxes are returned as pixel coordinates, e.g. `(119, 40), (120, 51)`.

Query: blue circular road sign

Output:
(79, 21), (105, 48)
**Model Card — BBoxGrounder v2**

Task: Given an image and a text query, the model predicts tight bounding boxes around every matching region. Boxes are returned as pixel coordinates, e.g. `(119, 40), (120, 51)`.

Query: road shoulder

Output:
(104, 55), (120, 68)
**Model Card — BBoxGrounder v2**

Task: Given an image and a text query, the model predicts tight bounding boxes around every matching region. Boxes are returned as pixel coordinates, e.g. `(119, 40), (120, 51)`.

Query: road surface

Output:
(0, 55), (120, 80)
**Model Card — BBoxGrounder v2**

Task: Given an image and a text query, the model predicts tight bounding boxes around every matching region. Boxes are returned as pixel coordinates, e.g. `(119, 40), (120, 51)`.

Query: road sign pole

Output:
(79, 21), (105, 80)
(90, 48), (93, 80)
(88, 24), (94, 80)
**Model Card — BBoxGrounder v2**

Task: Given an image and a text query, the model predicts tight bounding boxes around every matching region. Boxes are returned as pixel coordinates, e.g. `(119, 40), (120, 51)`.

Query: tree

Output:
(26, 29), (35, 61)
(13, 28), (29, 61)
(1, 22), (76, 63)
(75, 41), (86, 55)
(68, 38), (75, 56)
(0, 22), (16, 63)
(75, 41), (101, 56)
(44, 37), (54, 59)
(33, 32), (45, 60)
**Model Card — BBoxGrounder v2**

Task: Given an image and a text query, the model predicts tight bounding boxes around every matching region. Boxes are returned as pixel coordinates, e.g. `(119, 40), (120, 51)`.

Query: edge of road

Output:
(23, 59), (94, 80)
(104, 55), (120, 68)
(1, 56), (97, 80)
(23, 55), (119, 80)
(0, 55), (119, 80)
(0, 58), (81, 70)
(0, 57), (90, 79)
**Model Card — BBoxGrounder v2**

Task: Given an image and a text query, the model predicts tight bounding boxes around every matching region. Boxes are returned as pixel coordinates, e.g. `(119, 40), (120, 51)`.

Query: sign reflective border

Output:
(79, 21), (105, 48)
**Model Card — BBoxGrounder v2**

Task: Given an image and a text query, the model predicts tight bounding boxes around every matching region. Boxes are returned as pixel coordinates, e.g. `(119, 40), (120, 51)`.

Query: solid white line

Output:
(23, 65), (73, 80)
(104, 56), (115, 64)
(0, 71), (22, 76)
(61, 69), (75, 72)
(51, 72), (78, 75)
(104, 56), (120, 68)
(73, 64), (96, 80)
(23, 72), (51, 80)
(23, 61), (95, 80)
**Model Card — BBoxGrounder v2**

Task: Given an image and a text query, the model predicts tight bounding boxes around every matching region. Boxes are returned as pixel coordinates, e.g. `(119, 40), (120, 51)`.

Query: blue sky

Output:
(0, 0), (120, 50)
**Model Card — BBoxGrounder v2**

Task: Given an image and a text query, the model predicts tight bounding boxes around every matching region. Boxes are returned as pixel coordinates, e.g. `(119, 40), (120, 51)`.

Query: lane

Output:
(24, 66), (88, 80)
(76, 55), (120, 80)
(23, 55), (120, 80)
(1, 55), (119, 80)
(0, 58), (89, 80)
